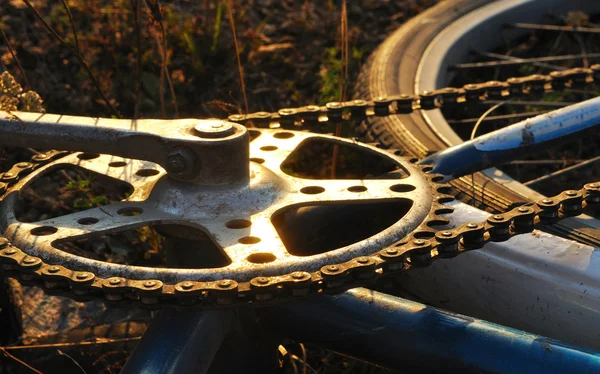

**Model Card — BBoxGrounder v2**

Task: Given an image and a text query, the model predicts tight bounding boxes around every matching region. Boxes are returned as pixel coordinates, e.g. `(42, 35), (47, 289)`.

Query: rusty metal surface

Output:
(0, 135), (597, 308)
(0, 113), (249, 185)
(0, 129), (450, 308)
(0, 63), (599, 308)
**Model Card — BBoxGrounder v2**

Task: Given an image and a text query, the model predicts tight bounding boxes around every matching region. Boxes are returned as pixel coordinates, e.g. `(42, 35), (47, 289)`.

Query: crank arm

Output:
(0, 111), (249, 184)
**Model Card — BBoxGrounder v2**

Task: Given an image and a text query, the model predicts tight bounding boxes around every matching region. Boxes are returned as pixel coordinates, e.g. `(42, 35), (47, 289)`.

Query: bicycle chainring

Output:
(0, 129), (456, 309)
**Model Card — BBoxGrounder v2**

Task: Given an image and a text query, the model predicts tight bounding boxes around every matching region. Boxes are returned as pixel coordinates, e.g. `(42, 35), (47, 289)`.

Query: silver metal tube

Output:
(396, 200), (600, 351)
(421, 96), (600, 179)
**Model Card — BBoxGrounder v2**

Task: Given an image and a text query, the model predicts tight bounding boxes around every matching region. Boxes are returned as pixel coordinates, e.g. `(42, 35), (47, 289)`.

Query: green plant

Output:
(0, 72), (44, 112)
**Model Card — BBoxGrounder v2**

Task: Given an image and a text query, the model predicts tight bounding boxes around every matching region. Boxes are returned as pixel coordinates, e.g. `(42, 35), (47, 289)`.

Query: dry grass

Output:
(0, 1), (439, 372)
(1, 0), (437, 119)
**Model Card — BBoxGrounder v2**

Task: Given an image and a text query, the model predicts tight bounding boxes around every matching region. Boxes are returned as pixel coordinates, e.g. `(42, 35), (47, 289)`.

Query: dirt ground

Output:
(0, 1), (438, 373)
(2, 0), (437, 119)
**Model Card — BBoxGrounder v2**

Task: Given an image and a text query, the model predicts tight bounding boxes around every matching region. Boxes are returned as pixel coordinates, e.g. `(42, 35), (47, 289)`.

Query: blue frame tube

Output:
(259, 288), (600, 373)
(420, 96), (600, 179)
(121, 309), (233, 374)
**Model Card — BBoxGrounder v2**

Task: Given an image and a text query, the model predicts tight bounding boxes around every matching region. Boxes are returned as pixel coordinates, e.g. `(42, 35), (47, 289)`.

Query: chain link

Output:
(1, 66), (599, 308)
(226, 65), (600, 128)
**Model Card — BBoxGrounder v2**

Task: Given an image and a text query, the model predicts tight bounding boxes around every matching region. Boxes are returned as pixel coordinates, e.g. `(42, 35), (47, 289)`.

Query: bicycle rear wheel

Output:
(356, 0), (600, 244)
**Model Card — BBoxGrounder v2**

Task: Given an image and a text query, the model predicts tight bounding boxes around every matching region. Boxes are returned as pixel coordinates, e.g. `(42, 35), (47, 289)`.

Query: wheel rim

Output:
(416, 0), (600, 201)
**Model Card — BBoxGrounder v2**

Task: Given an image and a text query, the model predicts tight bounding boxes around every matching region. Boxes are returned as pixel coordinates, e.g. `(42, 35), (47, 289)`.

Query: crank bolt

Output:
(194, 120), (234, 138)
(166, 147), (196, 176)
(167, 155), (186, 173)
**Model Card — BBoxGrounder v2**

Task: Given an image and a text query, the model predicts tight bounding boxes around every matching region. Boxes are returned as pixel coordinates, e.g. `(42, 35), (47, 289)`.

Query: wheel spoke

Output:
(453, 52), (600, 69)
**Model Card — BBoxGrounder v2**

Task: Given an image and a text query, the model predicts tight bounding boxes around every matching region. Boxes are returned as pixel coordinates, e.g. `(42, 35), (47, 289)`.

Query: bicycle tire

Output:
(355, 0), (600, 245)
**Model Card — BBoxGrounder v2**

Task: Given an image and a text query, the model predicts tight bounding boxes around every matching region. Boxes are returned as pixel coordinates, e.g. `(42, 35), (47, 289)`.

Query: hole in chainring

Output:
(77, 217), (99, 225)
(136, 169), (160, 177)
(390, 184), (416, 193)
(30, 226), (57, 236)
(14, 165), (133, 223)
(248, 129), (261, 141)
(77, 153), (100, 160)
(52, 224), (231, 269)
(271, 200), (413, 256)
(347, 185), (367, 192)
(247, 252), (276, 263)
(273, 131), (295, 139)
(225, 219), (252, 229)
(300, 186), (325, 194)
(281, 138), (405, 179)
(108, 161), (127, 168)
(238, 236), (261, 244)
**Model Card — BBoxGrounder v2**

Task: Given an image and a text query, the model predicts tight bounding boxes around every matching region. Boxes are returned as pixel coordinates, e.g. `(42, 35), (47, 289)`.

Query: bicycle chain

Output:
(1, 65), (599, 309)
(226, 65), (600, 128)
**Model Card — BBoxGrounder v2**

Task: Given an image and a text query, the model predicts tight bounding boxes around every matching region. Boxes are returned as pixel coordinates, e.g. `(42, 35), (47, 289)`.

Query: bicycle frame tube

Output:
(261, 288), (600, 373)
(398, 200), (600, 352)
(121, 309), (233, 374)
(121, 199), (600, 372)
(420, 96), (600, 180)
(122, 287), (600, 373)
